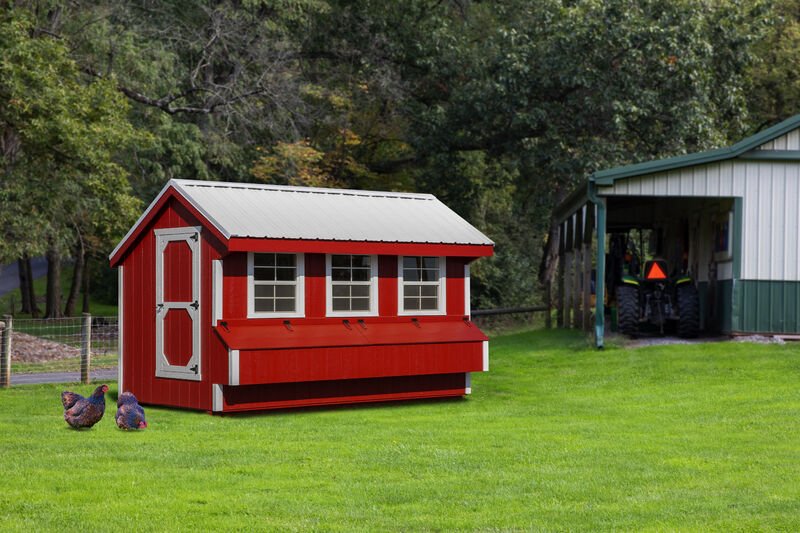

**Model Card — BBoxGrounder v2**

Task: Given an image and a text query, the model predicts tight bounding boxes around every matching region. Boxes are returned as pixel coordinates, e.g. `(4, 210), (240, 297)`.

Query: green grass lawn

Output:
(11, 354), (118, 374)
(1, 329), (799, 531)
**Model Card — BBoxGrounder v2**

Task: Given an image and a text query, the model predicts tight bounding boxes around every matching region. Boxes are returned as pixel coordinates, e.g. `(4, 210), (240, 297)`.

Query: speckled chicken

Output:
(116, 392), (147, 430)
(61, 384), (108, 429)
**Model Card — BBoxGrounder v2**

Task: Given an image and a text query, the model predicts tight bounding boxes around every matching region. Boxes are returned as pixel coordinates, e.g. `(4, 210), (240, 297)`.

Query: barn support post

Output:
(556, 222), (565, 327)
(572, 209), (584, 329)
(80, 313), (92, 384)
(583, 205), (595, 332)
(590, 186), (606, 349)
(564, 217), (574, 328)
(0, 315), (10, 388)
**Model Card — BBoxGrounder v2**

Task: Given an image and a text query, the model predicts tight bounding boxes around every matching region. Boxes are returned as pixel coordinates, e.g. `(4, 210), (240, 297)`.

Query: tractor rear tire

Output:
(616, 285), (639, 337)
(677, 284), (700, 338)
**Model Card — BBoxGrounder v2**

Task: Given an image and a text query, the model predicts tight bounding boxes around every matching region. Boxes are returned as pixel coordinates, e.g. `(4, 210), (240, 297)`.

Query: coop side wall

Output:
(120, 197), (228, 410)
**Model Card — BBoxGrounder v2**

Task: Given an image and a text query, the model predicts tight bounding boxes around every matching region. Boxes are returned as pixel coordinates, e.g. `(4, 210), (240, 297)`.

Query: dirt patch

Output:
(10, 332), (80, 363)
(627, 335), (730, 348)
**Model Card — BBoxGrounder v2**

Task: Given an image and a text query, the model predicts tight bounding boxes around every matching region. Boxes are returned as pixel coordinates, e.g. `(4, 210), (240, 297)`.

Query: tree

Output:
(0, 8), (141, 317)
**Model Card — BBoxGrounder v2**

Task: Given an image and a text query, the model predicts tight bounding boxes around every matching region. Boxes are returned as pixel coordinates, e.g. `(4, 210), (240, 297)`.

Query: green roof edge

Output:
(591, 114), (800, 185)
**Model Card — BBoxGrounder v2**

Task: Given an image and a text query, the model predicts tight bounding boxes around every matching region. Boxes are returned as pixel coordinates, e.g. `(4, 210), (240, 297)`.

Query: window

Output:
(247, 253), (304, 317)
(398, 256), (446, 315)
(326, 254), (378, 316)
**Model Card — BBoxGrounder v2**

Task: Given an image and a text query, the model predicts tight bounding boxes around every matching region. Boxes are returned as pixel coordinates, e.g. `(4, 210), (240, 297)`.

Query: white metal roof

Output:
(111, 179), (493, 259)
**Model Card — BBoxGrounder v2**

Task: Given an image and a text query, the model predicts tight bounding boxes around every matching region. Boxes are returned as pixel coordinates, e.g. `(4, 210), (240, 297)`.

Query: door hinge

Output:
(189, 233), (199, 241)
(156, 303), (164, 313)
(190, 300), (199, 310)
(190, 364), (199, 374)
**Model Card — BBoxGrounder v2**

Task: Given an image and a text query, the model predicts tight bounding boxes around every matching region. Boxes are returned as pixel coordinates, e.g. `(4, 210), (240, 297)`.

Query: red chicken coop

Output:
(109, 179), (494, 413)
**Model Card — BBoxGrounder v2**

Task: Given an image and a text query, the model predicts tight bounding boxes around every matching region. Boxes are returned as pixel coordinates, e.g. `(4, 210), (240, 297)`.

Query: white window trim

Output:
(247, 252), (305, 318)
(325, 254), (379, 317)
(397, 256), (447, 316)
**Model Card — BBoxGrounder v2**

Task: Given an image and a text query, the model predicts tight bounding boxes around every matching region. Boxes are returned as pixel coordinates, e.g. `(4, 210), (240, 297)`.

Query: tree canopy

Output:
(0, 0), (792, 312)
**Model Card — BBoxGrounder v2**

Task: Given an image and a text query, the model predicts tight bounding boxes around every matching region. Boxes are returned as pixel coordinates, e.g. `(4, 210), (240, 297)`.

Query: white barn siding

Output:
(757, 129), (800, 150)
(598, 160), (800, 281)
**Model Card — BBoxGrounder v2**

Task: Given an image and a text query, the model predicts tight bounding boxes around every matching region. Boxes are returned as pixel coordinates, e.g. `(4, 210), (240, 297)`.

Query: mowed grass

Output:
(1, 329), (799, 531)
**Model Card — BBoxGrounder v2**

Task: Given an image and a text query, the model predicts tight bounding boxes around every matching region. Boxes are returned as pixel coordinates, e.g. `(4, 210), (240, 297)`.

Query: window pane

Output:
(332, 297), (350, 311)
(421, 269), (439, 282)
(421, 285), (438, 297)
(254, 253), (275, 267)
(404, 297), (419, 310)
(254, 285), (274, 298)
(351, 269), (370, 282)
(254, 267), (275, 281)
(274, 299), (295, 312)
(403, 268), (419, 282)
(254, 298), (274, 312)
(404, 285), (421, 297)
(332, 268), (350, 282)
(275, 267), (295, 281)
(275, 285), (295, 298)
(352, 255), (371, 268)
(403, 256), (419, 269)
(332, 285), (349, 297)
(351, 285), (370, 297)
(351, 297), (370, 311)
(422, 257), (438, 269)
(275, 254), (296, 267)
(420, 297), (438, 310)
(332, 255), (350, 268)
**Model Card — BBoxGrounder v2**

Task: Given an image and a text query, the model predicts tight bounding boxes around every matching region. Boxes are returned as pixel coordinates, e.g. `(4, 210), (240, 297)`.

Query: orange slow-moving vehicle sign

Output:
(646, 261), (667, 280)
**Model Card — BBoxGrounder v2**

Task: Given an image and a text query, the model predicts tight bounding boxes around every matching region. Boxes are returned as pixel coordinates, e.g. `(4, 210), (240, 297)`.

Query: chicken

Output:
(61, 384), (108, 429)
(115, 392), (147, 430)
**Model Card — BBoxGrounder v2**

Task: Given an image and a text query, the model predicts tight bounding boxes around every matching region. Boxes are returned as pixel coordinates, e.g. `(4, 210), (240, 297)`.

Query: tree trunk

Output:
(45, 247), (63, 319)
(24, 256), (41, 318)
(82, 256), (90, 314)
(64, 241), (85, 317)
(17, 257), (31, 314)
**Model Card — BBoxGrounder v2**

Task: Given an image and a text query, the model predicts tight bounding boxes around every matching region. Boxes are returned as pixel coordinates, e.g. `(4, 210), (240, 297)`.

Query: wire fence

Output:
(0, 314), (118, 386)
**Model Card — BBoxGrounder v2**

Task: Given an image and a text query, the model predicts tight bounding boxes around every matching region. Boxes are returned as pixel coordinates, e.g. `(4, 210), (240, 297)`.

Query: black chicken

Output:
(115, 392), (147, 430)
(61, 384), (108, 429)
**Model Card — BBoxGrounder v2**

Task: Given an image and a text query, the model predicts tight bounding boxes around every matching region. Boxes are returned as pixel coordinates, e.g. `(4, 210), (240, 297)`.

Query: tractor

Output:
(609, 233), (700, 338)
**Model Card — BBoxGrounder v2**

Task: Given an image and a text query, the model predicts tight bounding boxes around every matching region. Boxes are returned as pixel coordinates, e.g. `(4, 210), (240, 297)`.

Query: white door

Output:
(155, 227), (201, 381)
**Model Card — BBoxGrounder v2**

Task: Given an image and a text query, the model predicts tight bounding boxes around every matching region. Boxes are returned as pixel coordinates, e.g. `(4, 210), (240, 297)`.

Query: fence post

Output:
(1, 315), (11, 388)
(80, 313), (92, 384)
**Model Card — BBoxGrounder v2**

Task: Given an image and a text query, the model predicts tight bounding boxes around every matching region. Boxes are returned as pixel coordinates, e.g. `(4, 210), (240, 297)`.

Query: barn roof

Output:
(110, 179), (493, 264)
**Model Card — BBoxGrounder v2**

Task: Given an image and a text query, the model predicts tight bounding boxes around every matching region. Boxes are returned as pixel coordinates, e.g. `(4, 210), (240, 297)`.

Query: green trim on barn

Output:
(592, 115), (800, 185)
(732, 280), (800, 334)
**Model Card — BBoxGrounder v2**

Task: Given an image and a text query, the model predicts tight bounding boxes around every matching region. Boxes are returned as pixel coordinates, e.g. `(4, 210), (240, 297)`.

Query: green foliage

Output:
(2, 330), (800, 529)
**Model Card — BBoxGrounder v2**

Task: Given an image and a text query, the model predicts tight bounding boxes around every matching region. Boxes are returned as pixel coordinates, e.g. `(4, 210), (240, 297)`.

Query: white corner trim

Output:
(465, 372), (471, 395)
(229, 349), (240, 386)
(464, 263), (471, 318)
(397, 256), (447, 316)
(212, 259), (223, 326)
(212, 384), (223, 412)
(118, 265), (124, 390)
(325, 254), (379, 317)
(247, 252), (306, 318)
(482, 341), (489, 372)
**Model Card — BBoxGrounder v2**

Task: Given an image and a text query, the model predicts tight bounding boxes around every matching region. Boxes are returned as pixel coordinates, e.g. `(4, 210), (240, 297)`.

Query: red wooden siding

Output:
(163, 309), (193, 366)
(121, 197), (228, 411)
(228, 237), (492, 257)
(446, 257), (468, 316)
(378, 256), (398, 316)
(237, 342), (483, 385)
(163, 240), (194, 302)
(220, 373), (468, 412)
(305, 254), (326, 318)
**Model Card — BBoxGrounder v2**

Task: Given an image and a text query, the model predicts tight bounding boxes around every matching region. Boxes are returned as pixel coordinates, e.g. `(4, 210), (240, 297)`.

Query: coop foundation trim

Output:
(482, 341), (489, 371)
(229, 349), (239, 385)
(212, 384), (223, 412)
(465, 372), (471, 394)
